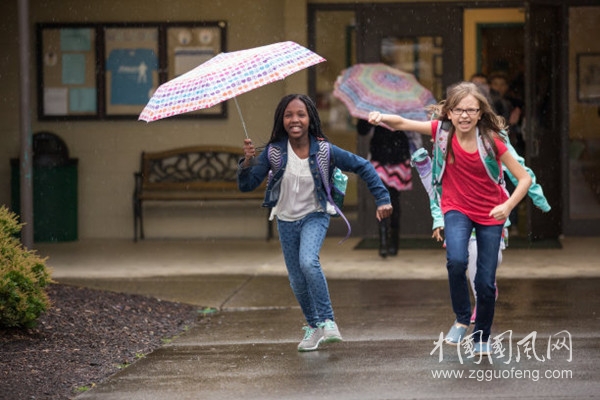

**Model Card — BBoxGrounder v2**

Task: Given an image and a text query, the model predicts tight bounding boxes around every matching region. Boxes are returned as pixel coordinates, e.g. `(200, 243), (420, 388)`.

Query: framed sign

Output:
(37, 24), (99, 120)
(577, 53), (600, 103)
(103, 25), (160, 117)
(166, 22), (227, 118)
(36, 21), (227, 121)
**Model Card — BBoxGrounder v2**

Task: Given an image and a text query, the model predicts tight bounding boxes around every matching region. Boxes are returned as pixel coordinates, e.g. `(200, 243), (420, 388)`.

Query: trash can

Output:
(11, 131), (78, 242)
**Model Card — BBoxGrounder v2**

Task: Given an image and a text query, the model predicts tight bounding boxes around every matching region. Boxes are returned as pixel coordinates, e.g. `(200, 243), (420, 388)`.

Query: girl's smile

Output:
(283, 99), (310, 141)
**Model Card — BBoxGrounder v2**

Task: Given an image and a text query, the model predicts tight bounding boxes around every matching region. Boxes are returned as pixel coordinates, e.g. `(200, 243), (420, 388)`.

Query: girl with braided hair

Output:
(238, 94), (392, 352)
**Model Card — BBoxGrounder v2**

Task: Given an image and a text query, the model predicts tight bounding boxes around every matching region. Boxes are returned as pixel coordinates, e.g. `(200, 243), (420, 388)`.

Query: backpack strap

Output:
(431, 120), (451, 197)
(267, 144), (283, 184)
(316, 141), (351, 242)
(267, 144), (283, 173)
(477, 132), (502, 184)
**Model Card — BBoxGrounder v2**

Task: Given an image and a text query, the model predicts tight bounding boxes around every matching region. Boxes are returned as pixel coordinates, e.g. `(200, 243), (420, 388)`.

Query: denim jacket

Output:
(237, 136), (390, 211)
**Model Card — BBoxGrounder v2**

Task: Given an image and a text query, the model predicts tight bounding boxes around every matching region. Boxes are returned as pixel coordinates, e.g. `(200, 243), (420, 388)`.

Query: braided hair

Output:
(267, 94), (329, 145)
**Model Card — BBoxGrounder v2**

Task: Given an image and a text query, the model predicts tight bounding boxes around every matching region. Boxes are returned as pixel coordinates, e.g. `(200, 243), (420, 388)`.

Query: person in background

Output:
(469, 72), (493, 106)
(238, 94), (392, 352)
(489, 71), (525, 154)
(356, 119), (415, 258)
(368, 82), (532, 356)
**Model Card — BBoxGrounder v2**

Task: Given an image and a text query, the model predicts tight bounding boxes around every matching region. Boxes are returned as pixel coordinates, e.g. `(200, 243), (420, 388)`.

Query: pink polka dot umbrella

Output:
(139, 41), (326, 137)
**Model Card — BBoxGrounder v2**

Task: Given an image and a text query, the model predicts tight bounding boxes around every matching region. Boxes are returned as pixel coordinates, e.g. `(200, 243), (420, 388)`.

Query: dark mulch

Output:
(0, 283), (200, 400)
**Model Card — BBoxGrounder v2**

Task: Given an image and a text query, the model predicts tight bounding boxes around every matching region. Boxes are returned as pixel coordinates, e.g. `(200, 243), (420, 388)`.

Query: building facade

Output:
(1, 0), (598, 243)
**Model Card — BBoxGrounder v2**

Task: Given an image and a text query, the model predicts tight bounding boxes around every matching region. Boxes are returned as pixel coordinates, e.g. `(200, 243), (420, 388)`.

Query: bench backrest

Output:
(140, 145), (245, 192)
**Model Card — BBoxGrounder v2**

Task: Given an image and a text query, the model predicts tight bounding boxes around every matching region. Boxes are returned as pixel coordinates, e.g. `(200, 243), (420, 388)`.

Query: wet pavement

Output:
(38, 237), (600, 399)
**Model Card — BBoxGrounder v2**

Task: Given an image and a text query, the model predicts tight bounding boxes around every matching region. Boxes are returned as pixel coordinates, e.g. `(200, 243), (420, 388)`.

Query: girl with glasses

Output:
(368, 82), (532, 356)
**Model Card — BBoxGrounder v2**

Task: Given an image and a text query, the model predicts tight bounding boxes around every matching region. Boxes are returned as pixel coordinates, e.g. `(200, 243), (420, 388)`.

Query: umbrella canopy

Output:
(139, 41), (326, 125)
(333, 63), (436, 130)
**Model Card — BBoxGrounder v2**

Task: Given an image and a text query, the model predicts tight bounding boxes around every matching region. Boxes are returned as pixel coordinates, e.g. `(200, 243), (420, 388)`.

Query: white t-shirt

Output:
(270, 142), (325, 221)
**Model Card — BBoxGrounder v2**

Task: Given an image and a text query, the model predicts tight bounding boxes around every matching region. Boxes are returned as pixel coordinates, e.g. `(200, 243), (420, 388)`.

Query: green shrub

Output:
(0, 205), (52, 328)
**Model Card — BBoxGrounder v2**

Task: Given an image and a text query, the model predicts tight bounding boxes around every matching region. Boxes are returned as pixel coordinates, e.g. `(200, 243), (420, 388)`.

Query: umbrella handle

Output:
(233, 97), (249, 139)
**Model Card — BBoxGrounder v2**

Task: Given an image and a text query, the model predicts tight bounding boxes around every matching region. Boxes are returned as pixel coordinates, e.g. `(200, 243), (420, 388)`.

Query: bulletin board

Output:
(36, 21), (227, 121)
(37, 24), (99, 119)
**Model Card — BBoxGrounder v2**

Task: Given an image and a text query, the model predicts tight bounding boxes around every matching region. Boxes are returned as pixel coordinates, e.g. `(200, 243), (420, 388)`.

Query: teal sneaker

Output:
(319, 319), (343, 343)
(297, 326), (324, 352)
(474, 342), (491, 356)
(444, 322), (469, 346)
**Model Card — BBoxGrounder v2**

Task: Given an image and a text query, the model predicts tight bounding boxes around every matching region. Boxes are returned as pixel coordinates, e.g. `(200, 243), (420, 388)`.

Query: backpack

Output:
(268, 141), (351, 242)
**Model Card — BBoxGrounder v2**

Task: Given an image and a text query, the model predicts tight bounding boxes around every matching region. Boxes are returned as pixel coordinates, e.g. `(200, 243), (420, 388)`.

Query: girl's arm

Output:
(368, 111), (433, 136)
(237, 139), (270, 192)
(489, 152), (532, 221)
(499, 133), (551, 212)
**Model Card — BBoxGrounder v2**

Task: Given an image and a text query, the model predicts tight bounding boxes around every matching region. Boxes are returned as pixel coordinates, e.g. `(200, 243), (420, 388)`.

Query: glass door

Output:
(355, 3), (462, 238)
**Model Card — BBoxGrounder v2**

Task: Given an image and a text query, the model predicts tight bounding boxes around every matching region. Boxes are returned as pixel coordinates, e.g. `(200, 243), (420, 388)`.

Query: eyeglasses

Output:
(451, 108), (480, 116)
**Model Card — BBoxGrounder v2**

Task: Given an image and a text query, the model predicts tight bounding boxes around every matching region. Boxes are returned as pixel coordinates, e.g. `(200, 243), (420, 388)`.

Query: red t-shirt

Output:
(431, 120), (508, 225)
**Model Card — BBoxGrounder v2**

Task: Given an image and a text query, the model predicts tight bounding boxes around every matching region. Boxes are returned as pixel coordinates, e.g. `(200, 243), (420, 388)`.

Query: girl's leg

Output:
(467, 237), (478, 323)
(467, 237), (478, 301)
(443, 211), (473, 326)
(496, 246), (502, 300)
(298, 212), (333, 322)
(473, 223), (504, 343)
(388, 187), (401, 255)
(277, 217), (320, 327)
(469, 238), (502, 324)
(378, 218), (389, 258)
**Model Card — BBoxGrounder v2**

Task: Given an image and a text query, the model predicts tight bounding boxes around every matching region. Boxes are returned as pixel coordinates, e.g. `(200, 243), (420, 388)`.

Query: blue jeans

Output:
(277, 212), (333, 327)
(444, 210), (503, 342)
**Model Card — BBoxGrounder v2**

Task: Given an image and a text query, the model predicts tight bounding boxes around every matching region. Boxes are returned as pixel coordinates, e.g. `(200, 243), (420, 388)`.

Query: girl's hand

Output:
(432, 227), (444, 242)
(368, 111), (383, 126)
(489, 203), (511, 221)
(242, 139), (256, 168)
(376, 204), (393, 221)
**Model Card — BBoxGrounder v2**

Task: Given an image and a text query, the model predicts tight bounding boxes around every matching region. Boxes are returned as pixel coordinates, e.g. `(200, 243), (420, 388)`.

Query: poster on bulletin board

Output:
(103, 26), (160, 117)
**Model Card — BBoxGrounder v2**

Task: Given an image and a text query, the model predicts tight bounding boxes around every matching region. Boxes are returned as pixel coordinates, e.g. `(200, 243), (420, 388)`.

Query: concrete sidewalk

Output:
(36, 236), (600, 399)
(39, 236), (600, 282)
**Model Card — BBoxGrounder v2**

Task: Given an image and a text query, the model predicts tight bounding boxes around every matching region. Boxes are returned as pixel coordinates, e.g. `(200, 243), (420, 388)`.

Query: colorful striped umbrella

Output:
(139, 41), (326, 136)
(333, 63), (436, 131)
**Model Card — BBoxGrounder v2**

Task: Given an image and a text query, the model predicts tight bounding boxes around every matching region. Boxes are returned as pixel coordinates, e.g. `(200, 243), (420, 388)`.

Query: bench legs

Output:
(133, 197), (138, 242)
(133, 197), (144, 242)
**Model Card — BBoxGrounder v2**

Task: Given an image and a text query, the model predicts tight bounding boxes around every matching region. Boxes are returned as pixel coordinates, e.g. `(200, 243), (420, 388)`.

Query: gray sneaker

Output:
(319, 319), (343, 343)
(297, 326), (324, 352)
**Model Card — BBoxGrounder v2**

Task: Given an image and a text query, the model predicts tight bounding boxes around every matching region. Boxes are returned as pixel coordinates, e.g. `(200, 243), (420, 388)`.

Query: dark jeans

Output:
(444, 210), (503, 342)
